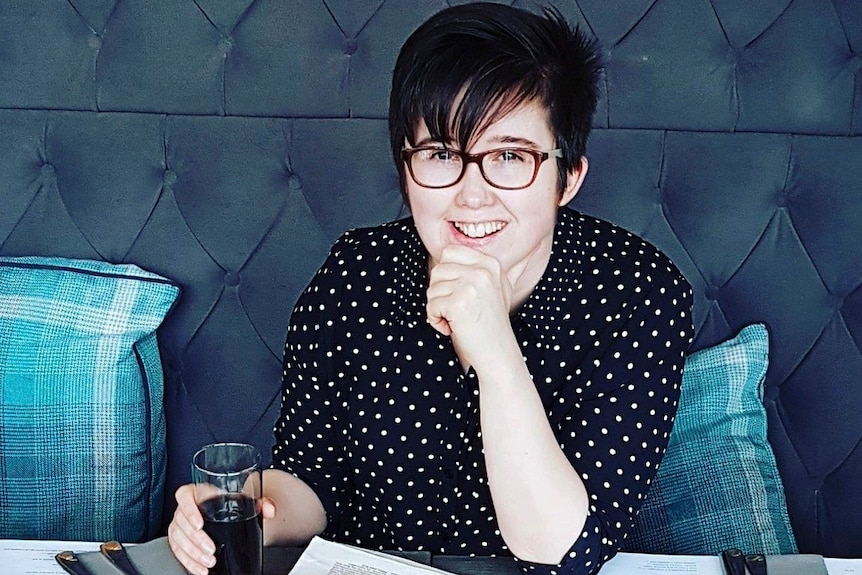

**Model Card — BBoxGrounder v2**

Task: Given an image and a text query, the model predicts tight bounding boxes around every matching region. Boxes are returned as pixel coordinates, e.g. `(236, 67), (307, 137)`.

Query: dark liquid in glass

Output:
(200, 493), (262, 575)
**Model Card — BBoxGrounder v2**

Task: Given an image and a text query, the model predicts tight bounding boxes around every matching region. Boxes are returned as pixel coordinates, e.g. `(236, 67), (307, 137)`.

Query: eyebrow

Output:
(413, 136), (447, 147)
(412, 135), (543, 149)
(488, 135), (542, 148)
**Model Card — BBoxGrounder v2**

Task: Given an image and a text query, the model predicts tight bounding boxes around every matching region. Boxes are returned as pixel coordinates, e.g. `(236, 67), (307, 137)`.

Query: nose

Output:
(454, 162), (494, 208)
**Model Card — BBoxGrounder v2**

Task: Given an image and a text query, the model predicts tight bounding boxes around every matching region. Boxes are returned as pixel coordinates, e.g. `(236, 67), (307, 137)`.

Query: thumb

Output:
(428, 313), (452, 336)
(260, 497), (277, 520)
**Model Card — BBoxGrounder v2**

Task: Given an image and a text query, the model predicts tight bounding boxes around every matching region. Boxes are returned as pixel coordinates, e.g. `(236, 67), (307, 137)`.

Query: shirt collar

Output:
(388, 219), (429, 327)
(388, 210), (587, 342)
(517, 209), (586, 345)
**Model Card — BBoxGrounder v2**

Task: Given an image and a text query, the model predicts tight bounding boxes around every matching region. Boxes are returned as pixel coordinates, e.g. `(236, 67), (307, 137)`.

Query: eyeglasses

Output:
(401, 146), (562, 190)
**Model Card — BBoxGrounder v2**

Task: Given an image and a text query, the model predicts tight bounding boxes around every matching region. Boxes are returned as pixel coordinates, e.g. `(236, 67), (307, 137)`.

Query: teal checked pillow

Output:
(0, 256), (179, 542)
(623, 324), (798, 555)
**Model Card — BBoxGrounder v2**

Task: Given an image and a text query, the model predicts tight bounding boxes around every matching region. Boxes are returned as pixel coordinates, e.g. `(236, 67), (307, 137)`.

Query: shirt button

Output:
(443, 468), (454, 479)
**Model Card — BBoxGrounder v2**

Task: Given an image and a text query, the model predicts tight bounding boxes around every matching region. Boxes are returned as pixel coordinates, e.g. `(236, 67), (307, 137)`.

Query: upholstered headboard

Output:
(1, 0), (860, 557)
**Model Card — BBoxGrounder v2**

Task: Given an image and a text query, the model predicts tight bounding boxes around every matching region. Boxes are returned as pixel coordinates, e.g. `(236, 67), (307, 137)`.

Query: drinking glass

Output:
(192, 443), (263, 575)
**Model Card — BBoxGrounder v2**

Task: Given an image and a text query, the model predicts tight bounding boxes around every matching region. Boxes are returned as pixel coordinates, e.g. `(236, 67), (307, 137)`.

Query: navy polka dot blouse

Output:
(272, 208), (693, 575)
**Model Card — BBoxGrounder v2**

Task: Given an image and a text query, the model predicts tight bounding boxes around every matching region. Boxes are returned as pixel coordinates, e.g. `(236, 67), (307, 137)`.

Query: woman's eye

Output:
(497, 149), (526, 163)
(418, 148), (455, 163)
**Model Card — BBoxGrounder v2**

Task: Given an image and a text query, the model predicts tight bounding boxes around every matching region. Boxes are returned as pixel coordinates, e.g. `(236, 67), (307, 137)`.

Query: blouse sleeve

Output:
(270, 235), (355, 533)
(519, 255), (693, 575)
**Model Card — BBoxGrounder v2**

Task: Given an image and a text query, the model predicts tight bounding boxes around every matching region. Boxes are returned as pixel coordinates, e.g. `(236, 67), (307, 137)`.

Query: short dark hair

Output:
(389, 2), (603, 196)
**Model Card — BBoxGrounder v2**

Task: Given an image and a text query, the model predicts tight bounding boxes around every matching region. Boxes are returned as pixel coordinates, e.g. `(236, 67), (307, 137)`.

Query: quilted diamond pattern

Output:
(0, 0), (860, 555)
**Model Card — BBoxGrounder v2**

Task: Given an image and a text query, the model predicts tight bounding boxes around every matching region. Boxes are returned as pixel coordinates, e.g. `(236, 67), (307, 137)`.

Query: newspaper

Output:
(288, 537), (456, 575)
(288, 537), (725, 575)
(287, 537), (847, 575)
(0, 539), (103, 574)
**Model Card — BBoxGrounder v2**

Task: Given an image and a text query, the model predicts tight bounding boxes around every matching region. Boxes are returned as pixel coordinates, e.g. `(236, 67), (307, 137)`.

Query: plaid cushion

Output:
(623, 324), (797, 554)
(0, 256), (179, 542)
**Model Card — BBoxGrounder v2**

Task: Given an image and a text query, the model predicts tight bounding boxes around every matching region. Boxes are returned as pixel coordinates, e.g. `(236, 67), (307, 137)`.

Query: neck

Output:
(507, 238), (554, 313)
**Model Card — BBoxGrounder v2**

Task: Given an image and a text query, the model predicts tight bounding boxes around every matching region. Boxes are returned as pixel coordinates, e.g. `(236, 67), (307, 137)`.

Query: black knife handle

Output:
(101, 540), (143, 575)
(721, 548), (748, 575)
(55, 551), (94, 575)
(745, 553), (768, 575)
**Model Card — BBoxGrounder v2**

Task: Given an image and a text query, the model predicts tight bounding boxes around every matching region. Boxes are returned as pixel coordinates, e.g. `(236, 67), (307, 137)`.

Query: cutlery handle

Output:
(55, 551), (95, 575)
(745, 553), (768, 575)
(101, 540), (144, 575)
(721, 548), (748, 575)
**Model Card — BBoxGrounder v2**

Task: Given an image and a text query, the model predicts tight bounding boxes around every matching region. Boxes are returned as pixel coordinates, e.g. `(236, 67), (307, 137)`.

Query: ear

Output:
(558, 157), (588, 207)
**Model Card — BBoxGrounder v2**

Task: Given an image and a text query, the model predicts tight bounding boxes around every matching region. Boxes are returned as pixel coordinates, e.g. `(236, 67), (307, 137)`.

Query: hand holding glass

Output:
(192, 443), (263, 575)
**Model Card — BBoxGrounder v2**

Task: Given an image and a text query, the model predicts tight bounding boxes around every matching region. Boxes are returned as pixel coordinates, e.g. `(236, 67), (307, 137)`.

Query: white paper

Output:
(598, 551), (724, 574)
(291, 538), (733, 575)
(289, 536), (456, 575)
(0, 539), (102, 575)
(826, 557), (862, 575)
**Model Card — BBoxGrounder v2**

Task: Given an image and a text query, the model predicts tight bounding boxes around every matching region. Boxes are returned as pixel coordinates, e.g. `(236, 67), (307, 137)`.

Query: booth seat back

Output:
(1, 0), (860, 556)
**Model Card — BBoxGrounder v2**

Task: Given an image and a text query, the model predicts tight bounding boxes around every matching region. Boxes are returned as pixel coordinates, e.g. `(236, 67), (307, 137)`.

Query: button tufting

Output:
(704, 285), (720, 301)
(224, 272), (241, 287)
(724, 46), (740, 65)
(39, 163), (56, 185)
(288, 174), (303, 190)
(40, 163), (55, 177)
(162, 169), (177, 186)
(87, 35), (102, 50)
(809, 477), (824, 492)
(827, 293), (844, 310)
(344, 38), (358, 55)
(219, 36), (234, 55)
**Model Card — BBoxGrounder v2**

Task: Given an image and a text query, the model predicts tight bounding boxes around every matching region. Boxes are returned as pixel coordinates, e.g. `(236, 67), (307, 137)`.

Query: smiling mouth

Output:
(452, 221), (505, 239)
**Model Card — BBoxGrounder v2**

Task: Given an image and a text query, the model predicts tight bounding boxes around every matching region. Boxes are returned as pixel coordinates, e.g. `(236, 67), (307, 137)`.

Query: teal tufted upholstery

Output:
(0, 0), (859, 556)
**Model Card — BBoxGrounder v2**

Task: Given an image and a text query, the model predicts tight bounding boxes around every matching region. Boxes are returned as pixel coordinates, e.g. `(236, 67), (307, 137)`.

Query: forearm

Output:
(261, 468), (328, 546)
(475, 338), (589, 565)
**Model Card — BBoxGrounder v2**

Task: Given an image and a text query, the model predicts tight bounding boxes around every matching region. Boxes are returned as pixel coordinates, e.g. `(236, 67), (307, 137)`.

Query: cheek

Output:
(406, 191), (446, 251)
(404, 184), (423, 213)
(406, 187), (446, 220)
(508, 194), (557, 222)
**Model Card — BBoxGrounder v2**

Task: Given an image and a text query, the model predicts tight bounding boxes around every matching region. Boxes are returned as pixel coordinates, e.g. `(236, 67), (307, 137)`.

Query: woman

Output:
(169, 4), (693, 575)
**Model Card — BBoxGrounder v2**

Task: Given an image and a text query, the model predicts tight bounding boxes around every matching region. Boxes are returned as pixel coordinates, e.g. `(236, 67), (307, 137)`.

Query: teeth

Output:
(454, 221), (504, 238)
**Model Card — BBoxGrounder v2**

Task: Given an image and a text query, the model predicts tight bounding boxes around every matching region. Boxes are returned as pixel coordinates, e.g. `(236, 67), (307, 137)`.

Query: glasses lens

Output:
(481, 149), (536, 189)
(407, 147), (543, 189)
(409, 148), (463, 188)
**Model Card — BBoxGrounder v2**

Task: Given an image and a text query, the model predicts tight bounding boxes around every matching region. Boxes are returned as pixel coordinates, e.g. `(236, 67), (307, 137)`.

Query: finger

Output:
(439, 243), (487, 265)
(168, 525), (212, 575)
(260, 497), (278, 520)
(427, 312), (452, 336)
(427, 272), (484, 313)
(426, 293), (453, 336)
(428, 260), (468, 286)
(174, 506), (213, 553)
(168, 516), (216, 575)
(174, 485), (216, 554)
(426, 277), (457, 336)
(175, 485), (205, 532)
(430, 257), (501, 294)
